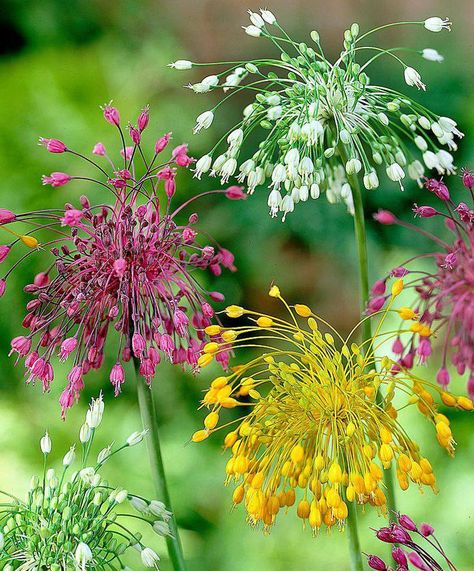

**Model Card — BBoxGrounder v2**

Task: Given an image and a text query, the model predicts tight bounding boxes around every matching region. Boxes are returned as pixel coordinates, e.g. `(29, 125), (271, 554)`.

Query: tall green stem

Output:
(346, 501), (364, 571)
(134, 359), (187, 571)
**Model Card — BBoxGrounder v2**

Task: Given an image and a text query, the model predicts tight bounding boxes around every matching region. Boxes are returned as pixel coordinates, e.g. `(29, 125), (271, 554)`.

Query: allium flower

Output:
(172, 11), (462, 219)
(0, 395), (170, 570)
(367, 511), (458, 570)
(371, 172), (474, 399)
(191, 283), (467, 532)
(2, 105), (240, 415)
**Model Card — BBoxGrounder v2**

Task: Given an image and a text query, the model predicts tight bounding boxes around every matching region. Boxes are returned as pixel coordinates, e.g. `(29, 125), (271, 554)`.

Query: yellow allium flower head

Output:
(194, 284), (468, 533)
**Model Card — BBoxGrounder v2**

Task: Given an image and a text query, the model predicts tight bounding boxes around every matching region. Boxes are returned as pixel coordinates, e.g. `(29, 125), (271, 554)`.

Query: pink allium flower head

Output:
(92, 142), (106, 156)
(102, 102), (120, 126)
(2, 105), (235, 415)
(39, 138), (67, 153)
(0, 209), (16, 225)
(42, 172), (72, 188)
(373, 209), (396, 225)
(367, 555), (387, 571)
(370, 172), (474, 396)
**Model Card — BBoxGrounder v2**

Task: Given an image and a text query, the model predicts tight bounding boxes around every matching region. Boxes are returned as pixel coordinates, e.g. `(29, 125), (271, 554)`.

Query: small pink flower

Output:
(374, 209), (396, 225)
(462, 167), (474, 190)
(0, 209), (16, 225)
(92, 142), (106, 156)
(367, 556), (387, 571)
(367, 296), (386, 314)
(10, 336), (31, 357)
(39, 138), (67, 153)
(102, 103), (120, 126)
(225, 185), (246, 200)
(34, 272), (50, 287)
(61, 209), (83, 227)
(137, 105), (150, 132)
(413, 204), (437, 218)
(390, 266), (409, 277)
(371, 279), (386, 296)
(120, 146), (134, 160)
(0, 245), (10, 263)
(110, 363), (125, 395)
(407, 552), (430, 571)
(183, 228), (197, 244)
(398, 513), (417, 531)
(165, 178), (176, 198)
(155, 132), (171, 154)
(425, 177), (450, 200)
(59, 337), (78, 361)
(129, 123), (141, 145)
(420, 523), (435, 537)
(132, 333), (146, 357)
(42, 172), (72, 188)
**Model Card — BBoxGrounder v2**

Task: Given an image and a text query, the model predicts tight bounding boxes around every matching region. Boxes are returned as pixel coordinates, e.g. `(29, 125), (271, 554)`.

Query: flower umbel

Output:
(173, 11), (462, 219)
(0, 395), (170, 570)
(193, 285), (466, 532)
(3, 105), (239, 415)
(371, 172), (474, 399)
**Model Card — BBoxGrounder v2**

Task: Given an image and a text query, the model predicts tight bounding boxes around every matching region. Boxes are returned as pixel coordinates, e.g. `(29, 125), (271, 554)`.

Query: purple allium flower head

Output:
(370, 173), (474, 398)
(3, 105), (242, 416)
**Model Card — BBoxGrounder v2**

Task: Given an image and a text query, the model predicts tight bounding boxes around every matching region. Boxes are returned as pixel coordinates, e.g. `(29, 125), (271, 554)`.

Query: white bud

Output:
(190, 82), (210, 93)
(284, 148), (300, 167)
(260, 9), (276, 24)
(211, 154), (227, 174)
(75, 542), (93, 566)
(153, 520), (172, 537)
(114, 489), (129, 504)
(418, 116), (431, 130)
(345, 158), (362, 175)
(341, 183), (352, 200)
(194, 155), (212, 179)
(395, 150), (407, 167)
(280, 194), (294, 221)
(288, 122), (301, 142)
(40, 432), (51, 454)
(372, 152), (383, 165)
(310, 183), (320, 199)
(267, 106), (282, 121)
(299, 185), (309, 201)
(424, 17), (451, 33)
(131, 496), (149, 513)
(86, 394), (104, 428)
(422, 48), (444, 62)
(193, 110), (214, 134)
(378, 113), (389, 126)
(202, 75), (219, 87)
(299, 157), (314, 175)
(141, 547), (161, 567)
(243, 25), (262, 37)
(414, 136), (428, 151)
(243, 103), (255, 119)
(63, 446), (76, 467)
(291, 186), (301, 204)
(408, 160), (425, 180)
(149, 500), (171, 519)
(340, 129), (351, 144)
(404, 67), (426, 90)
(271, 164), (287, 188)
(363, 171), (379, 190)
(248, 10), (264, 28)
(437, 150), (455, 173)
(227, 128), (244, 148)
(79, 423), (91, 444)
(423, 150), (442, 172)
(431, 122), (444, 137)
(386, 163), (405, 182)
(169, 60), (193, 70)
(127, 430), (147, 447)
(97, 445), (112, 464)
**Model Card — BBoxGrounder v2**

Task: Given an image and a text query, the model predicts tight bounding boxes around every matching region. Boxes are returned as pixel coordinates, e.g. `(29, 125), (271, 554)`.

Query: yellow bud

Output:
(211, 376), (227, 389)
(379, 443), (393, 466)
(369, 462), (383, 481)
(197, 354), (213, 368)
(290, 444), (305, 464)
(419, 325), (432, 337)
(294, 304), (312, 317)
(192, 429), (209, 443)
(441, 392), (457, 407)
(203, 342), (219, 354)
(346, 421), (356, 437)
(251, 471), (265, 489)
(221, 397), (238, 408)
(346, 485), (355, 502)
(204, 411), (219, 430)
(309, 504), (322, 528)
(233, 485), (245, 504)
(268, 284), (280, 297)
(224, 431), (238, 448)
(225, 305), (244, 318)
(221, 329), (237, 342)
(328, 462), (342, 484)
(397, 453), (412, 473)
(363, 444), (374, 459)
(397, 470), (409, 491)
(411, 322), (423, 333)
(307, 317), (318, 331)
(457, 396), (474, 411)
(285, 488), (296, 506)
(20, 235), (39, 248)
(398, 307), (418, 320)
(391, 279), (404, 297)
(436, 422), (451, 438)
(324, 333), (334, 345)
(410, 462), (423, 481)
(380, 426), (393, 444)
(435, 413), (450, 425)
(234, 455), (249, 474)
(256, 316), (273, 328)
(204, 325), (221, 336)
(420, 458), (433, 474)
(314, 454), (325, 470)
(297, 499), (310, 519)
(335, 501), (348, 520)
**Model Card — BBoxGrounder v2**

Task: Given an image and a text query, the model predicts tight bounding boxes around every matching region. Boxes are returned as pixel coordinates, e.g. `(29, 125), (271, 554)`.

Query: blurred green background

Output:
(0, 0), (473, 569)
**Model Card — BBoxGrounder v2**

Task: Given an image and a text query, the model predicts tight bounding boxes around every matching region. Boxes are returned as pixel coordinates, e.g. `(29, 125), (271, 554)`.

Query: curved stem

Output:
(346, 501), (364, 571)
(134, 359), (187, 571)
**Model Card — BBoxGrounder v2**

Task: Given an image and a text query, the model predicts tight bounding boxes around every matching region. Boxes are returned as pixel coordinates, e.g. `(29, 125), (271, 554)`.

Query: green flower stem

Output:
(134, 359), (187, 571)
(346, 500), (364, 571)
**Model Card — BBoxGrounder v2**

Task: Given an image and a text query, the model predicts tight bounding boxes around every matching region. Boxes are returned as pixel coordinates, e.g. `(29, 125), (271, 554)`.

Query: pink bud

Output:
(92, 142), (106, 156)
(392, 337), (404, 355)
(401, 351), (414, 369)
(424, 178), (450, 201)
(461, 167), (474, 190)
(129, 124), (141, 145)
(137, 105), (150, 132)
(172, 143), (188, 158)
(391, 266), (409, 278)
(367, 296), (386, 314)
(39, 138), (67, 153)
(413, 205), (437, 218)
(42, 172), (72, 188)
(155, 132), (171, 154)
(0, 209), (16, 225)
(10, 336), (31, 356)
(210, 291), (225, 302)
(165, 178), (176, 198)
(398, 514), (417, 531)
(59, 337), (78, 361)
(113, 258), (127, 278)
(374, 209), (396, 225)
(367, 556), (387, 571)
(442, 252), (457, 269)
(132, 333), (146, 356)
(420, 523), (434, 537)
(436, 367), (450, 387)
(416, 339), (432, 364)
(407, 552), (430, 571)
(110, 363), (125, 394)
(120, 146), (134, 160)
(0, 245), (10, 263)
(225, 185), (246, 200)
(102, 103), (120, 126)
(34, 272), (50, 287)
(392, 547), (408, 566)
(371, 279), (386, 296)
(149, 347), (161, 366)
(61, 209), (83, 227)
(183, 227), (197, 244)
(468, 375), (474, 399)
